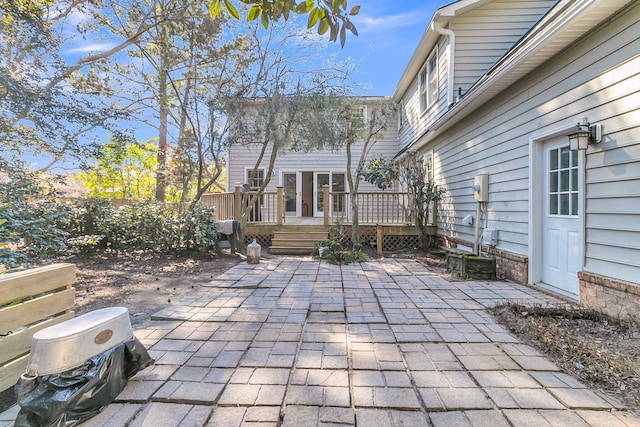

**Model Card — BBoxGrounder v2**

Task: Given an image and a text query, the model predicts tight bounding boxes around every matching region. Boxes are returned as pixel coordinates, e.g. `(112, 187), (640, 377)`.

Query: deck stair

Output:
(269, 226), (329, 255)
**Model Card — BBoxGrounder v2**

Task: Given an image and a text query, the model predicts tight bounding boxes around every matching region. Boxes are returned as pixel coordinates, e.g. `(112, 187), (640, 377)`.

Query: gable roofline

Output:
(233, 95), (392, 105)
(392, 0), (490, 102)
(402, 0), (633, 153)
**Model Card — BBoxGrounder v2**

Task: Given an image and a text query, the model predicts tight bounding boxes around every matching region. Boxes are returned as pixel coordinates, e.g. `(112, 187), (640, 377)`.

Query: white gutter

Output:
(431, 22), (456, 106)
(392, 0), (487, 102)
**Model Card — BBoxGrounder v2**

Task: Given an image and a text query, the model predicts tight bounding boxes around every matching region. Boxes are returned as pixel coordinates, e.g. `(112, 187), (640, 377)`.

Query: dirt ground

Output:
(2, 249), (638, 415)
(490, 303), (640, 414)
(71, 250), (242, 327)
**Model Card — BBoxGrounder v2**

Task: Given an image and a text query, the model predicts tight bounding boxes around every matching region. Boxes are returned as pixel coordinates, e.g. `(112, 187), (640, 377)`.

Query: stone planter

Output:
(446, 251), (496, 280)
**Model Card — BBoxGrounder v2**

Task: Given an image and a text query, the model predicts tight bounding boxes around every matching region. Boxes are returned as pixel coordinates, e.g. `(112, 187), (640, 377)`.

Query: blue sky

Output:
(330, 0), (442, 96)
(60, 0), (442, 96)
(36, 0), (442, 171)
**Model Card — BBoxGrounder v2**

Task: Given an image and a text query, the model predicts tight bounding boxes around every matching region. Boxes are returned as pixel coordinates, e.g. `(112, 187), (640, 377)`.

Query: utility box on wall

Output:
(473, 174), (489, 202)
(482, 228), (498, 246)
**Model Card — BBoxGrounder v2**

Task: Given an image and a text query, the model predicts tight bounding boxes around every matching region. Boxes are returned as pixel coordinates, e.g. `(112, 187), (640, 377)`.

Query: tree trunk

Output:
(155, 66), (168, 202)
(346, 141), (361, 250)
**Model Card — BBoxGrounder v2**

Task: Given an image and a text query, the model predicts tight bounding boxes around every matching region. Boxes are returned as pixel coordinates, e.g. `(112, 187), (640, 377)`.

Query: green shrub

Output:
(177, 202), (218, 252)
(0, 165), (70, 268)
(64, 197), (115, 237)
(1, 186), (220, 269)
(64, 198), (218, 252)
(312, 221), (369, 266)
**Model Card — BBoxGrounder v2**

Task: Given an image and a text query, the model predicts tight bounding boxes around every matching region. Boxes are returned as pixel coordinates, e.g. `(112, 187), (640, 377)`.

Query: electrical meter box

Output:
(473, 174), (489, 202)
(482, 228), (498, 246)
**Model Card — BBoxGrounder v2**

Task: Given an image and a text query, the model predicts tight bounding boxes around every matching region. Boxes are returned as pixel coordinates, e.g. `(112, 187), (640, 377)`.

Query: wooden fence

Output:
(0, 264), (75, 392)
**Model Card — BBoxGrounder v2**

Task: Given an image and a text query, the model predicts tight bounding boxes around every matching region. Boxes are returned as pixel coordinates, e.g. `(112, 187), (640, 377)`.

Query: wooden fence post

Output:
(323, 184), (329, 226)
(234, 183), (242, 221)
(276, 186), (283, 226)
(376, 224), (383, 256)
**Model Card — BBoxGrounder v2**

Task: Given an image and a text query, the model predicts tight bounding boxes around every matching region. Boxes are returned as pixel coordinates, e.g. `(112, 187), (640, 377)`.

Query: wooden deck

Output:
(201, 186), (431, 228)
(203, 186), (434, 254)
(281, 217), (325, 226)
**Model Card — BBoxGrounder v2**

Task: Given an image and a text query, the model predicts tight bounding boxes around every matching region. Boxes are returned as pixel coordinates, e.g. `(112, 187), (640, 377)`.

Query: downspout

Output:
(432, 22), (456, 106)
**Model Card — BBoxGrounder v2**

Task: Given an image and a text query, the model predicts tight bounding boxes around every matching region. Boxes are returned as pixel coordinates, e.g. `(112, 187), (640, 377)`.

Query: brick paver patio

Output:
(2, 257), (638, 426)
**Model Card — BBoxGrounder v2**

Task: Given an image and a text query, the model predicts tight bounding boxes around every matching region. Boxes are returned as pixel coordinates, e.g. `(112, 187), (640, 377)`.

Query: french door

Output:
(313, 172), (346, 217)
(283, 172), (297, 216)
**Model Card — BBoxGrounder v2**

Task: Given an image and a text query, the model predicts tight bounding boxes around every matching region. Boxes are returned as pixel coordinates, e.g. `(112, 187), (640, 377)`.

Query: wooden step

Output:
(278, 225), (329, 233)
(269, 246), (316, 255)
(271, 238), (322, 248)
(273, 231), (328, 240)
(269, 229), (328, 255)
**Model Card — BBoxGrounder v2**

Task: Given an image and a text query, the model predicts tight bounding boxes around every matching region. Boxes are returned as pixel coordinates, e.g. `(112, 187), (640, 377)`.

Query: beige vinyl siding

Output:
(451, 0), (556, 96)
(427, 1), (640, 283)
(399, 36), (450, 150)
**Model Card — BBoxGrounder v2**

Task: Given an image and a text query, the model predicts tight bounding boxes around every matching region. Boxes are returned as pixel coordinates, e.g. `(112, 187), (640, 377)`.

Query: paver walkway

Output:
(2, 257), (638, 426)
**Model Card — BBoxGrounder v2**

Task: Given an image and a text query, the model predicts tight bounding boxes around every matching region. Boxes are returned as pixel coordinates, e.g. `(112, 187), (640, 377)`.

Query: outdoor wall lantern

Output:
(568, 118), (602, 150)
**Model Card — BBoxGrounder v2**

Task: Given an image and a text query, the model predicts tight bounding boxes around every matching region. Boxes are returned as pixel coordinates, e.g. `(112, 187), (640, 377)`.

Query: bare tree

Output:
(340, 99), (396, 250)
(101, 0), (245, 202)
(0, 0), (174, 172)
(221, 25), (353, 247)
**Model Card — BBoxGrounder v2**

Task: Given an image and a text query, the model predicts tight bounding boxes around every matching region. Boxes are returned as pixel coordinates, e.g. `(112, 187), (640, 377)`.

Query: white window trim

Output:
(245, 167), (265, 189)
(354, 105), (367, 124)
(419, 46), (439, 114)
(344, 105), (367, 135)
(423, 150), (434, 184)
(398, 100), (405, 129)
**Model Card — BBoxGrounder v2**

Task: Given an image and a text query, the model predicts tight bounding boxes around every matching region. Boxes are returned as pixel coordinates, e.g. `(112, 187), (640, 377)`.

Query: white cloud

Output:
(65, 43), (118, 54)
(353, 10), (427, 34)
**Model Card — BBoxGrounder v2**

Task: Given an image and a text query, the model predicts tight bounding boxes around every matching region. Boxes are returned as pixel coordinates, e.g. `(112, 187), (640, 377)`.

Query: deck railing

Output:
(201, 184), (430, 226)
(328, 191), (411, 225)
(201, 193), (235, 220)
(202, 186), (284, 225)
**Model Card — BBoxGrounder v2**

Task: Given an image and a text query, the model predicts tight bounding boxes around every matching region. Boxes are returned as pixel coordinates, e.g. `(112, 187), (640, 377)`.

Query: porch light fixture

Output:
(568, 119), (602, 150)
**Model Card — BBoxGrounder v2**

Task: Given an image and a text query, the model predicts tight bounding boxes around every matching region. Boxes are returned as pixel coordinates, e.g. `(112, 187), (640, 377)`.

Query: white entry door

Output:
(541, 140), (581, 298)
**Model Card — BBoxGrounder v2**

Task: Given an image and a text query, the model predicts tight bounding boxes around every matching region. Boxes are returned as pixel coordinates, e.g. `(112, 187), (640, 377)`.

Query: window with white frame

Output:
(353, 105), (367, 126)
(344, 104), (367, 136)
(419, 47), (439, 113)
(423, 150), (435, 223)
(246, 168), (265, 189)
(398, 100), (405, 129)
(423, 151), (434, 183)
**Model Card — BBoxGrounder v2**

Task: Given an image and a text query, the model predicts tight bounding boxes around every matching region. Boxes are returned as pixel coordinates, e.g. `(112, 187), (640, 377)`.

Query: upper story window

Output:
(419, 47), (439, 113)
(352, 105), (367, 126)
(343, 104), (366, 135)
(398, 100), (405, 129)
